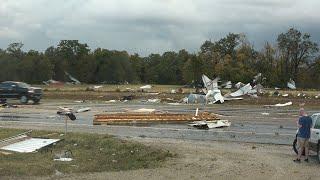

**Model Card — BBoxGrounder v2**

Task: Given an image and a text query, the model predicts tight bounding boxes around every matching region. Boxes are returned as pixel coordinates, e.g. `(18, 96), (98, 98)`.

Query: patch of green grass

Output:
(0, 129), (173, 177)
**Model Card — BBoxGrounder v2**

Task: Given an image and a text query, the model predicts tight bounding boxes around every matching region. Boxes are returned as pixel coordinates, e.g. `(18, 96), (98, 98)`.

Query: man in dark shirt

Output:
(294, 108), (313, 163)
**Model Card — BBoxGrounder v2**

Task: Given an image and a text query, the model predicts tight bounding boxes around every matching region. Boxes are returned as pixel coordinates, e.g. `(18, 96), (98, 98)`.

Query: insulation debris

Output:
(188, 120), (231, 129)
(94, 112), (219, 125)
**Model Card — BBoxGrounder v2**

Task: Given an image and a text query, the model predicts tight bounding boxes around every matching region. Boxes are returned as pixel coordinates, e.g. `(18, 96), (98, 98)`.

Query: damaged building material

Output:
(65, 72), (81, 84)
(0, 130), (33, 148)
(221, 81), (232, 89)
(140, 85), (152, 90)
(186, 94), (207, 104)
(287, 79), (296, 89)
(1, 138), (60, 153)
(265, 101), (293, 107)
(229, 83), (253, 97)
(202, 74), (219, 91)
(188, 120), (231, 129)
(93, 112), (220, 125)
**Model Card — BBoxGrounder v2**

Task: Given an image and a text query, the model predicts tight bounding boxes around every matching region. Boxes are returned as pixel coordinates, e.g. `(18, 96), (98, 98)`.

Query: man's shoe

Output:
(304, 159), (309, 162)
(293, 159), (301, 163)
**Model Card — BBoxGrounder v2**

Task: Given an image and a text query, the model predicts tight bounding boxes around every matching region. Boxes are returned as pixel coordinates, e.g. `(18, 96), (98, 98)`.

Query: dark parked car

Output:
(0, 81), (42, 104)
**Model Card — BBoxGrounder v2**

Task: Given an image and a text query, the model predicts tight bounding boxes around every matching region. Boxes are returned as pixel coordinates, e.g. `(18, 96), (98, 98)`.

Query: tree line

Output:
(0, 28), (319, 88)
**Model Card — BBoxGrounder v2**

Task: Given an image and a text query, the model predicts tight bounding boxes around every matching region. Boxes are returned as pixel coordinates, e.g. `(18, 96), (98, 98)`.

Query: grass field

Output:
(0, 129), (173, 177)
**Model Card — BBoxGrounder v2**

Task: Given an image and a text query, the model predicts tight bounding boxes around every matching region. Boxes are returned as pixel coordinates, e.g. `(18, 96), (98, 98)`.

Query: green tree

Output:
(277, 28), (318, 82)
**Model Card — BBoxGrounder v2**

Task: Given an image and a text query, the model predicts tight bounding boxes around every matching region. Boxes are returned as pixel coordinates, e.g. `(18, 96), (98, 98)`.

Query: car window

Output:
(18, 82), (30, 88)
(314, 115), (320, 129)
(0, 82), (12, 88)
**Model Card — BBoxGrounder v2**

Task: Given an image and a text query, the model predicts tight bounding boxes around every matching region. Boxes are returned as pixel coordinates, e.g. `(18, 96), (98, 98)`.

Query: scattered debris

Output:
(65, 72), (81, 84)
(235, 82), (245, 89)
(76, 107), (91, 113)
(0, 103), (18, 108)
(106, 100), (117, 103)
(287, 79), (296, 89)
(229, 83), (253, 97)
(1, 138), (60, 153)
(54, 150), (73, 162)
(93, 85), (103, 89)
(186, 94), (206, 104)
(147, 99), (161, 103)
(121, 95), (134, 101)
(265, 101), (293, 107)
(125, 88), (135, 92)
(43, 79), (64, 86)
(202, 74), (219, 91)
(147, 92), (159, 95)
(74, 100), (85, 103)
(221, 81), (232, 89)
(167, 103), (181, 105)
(188, 120), (231, 129)
(206, 89), (224, 104)
(140, 85), (152, 90)
(282, 94), (289, 97)
(171, 89), (176, 94)
(261, 112), (270, 116)
(128, 108), (156, 113)
(94, 112), (219, 125)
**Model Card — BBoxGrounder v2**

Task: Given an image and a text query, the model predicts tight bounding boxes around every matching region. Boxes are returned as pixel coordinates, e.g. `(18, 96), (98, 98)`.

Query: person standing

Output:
(294, 108), (313, 163)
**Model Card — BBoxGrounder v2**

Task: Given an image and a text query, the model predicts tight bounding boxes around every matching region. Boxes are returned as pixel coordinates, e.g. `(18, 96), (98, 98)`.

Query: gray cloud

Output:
(0, 0), (319, 55)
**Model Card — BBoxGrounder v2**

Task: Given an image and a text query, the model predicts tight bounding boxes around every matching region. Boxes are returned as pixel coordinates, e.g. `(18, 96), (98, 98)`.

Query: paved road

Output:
(0, 99), (319, 145)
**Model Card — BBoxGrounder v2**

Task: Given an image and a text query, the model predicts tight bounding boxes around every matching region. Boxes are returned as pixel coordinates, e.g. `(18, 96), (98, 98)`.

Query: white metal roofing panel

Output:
(0, 138), (60, 153)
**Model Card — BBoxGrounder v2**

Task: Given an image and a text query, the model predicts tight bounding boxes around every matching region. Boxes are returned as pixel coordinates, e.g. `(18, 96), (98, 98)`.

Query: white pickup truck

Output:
(293, 113), (320, 162)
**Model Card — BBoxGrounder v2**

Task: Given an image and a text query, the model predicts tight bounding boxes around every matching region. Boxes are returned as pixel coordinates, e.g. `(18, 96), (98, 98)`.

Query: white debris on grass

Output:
(140, 85), (152, 89)
(54, 158), (73, 162)
(282, 94), (289, 97)
(1, 138), (60, 153)
(261, 112), (270, 115)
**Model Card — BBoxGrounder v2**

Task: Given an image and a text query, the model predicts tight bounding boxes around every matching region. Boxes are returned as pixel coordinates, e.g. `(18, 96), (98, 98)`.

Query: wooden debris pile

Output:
(93, 112), (220, 125)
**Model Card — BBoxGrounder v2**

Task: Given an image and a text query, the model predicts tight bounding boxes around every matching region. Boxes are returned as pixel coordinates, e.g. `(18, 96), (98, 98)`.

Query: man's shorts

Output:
(298, 137), (309, 148)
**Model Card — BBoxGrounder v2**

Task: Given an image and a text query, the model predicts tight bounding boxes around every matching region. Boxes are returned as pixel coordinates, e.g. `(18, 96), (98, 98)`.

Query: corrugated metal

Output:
(0, 138), (60, 153)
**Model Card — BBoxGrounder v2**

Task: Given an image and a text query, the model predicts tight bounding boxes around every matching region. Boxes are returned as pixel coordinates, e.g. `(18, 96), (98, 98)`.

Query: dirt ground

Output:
(19, 138), (319, 180)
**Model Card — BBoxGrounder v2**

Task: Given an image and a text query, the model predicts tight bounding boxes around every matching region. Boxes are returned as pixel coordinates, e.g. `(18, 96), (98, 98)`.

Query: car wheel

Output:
(20, 96), (28, 104)
(32, 99), (40, 104)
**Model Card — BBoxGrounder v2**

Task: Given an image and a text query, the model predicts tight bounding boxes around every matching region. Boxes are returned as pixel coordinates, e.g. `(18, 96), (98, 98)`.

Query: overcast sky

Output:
(0, 0), (319, 55)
